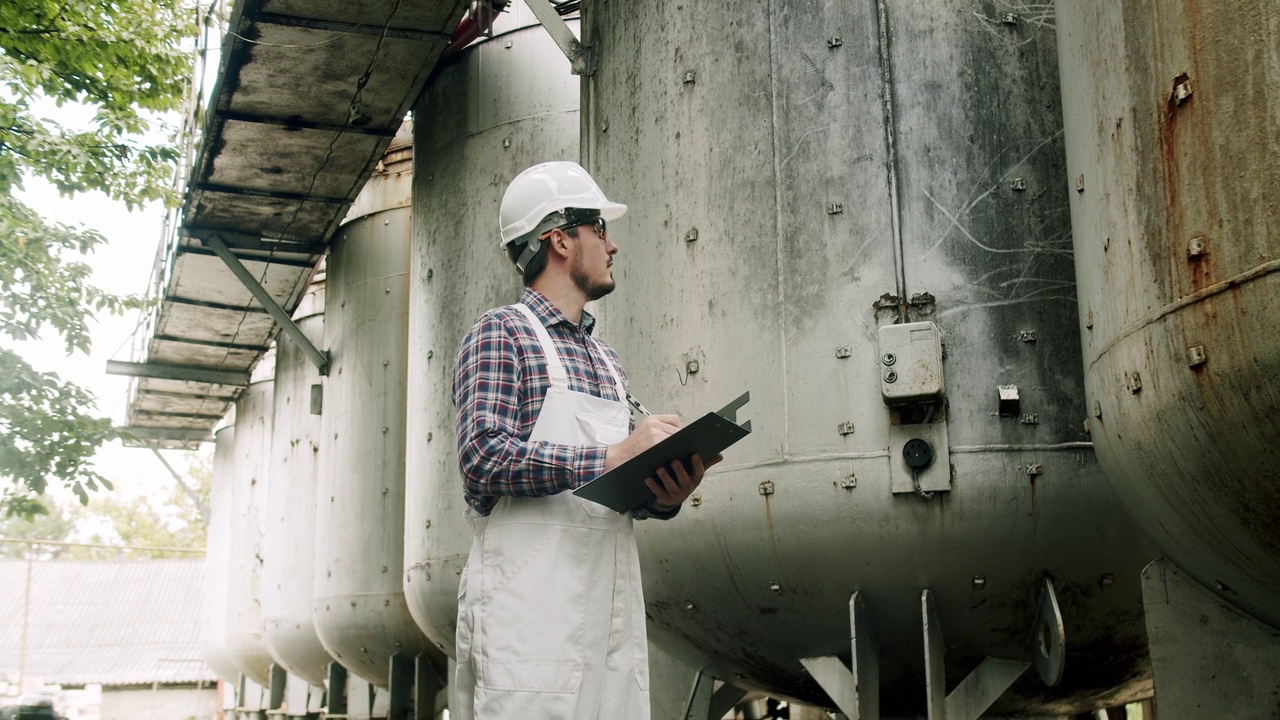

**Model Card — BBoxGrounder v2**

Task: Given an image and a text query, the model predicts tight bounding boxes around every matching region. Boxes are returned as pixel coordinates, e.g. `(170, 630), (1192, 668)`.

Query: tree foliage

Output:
(0, 449), (210, 559)
(0, 0), (196, 517)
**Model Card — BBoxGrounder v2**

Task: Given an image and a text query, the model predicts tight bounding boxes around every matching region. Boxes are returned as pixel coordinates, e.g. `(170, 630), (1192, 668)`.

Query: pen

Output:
(625, 392), (651, 417)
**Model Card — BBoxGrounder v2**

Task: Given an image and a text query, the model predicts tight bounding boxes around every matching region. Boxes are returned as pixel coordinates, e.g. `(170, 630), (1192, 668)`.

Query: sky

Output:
(13, 172), (212, 510)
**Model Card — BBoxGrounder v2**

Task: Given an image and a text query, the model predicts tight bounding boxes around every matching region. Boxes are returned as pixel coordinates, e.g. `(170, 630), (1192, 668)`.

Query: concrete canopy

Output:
(118, 0), (469, 447)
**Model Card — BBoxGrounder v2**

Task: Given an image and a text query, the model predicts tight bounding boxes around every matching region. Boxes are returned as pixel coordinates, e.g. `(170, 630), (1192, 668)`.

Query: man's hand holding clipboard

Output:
(575, 392), (753, 513)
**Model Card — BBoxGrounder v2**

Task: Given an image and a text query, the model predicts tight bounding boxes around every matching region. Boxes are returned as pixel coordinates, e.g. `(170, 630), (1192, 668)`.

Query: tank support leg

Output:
(799, 592), (880, 719)
(680, 668), (749, 720)
(922, 589), (1031, 720)
(1142, 558), (1280, 719)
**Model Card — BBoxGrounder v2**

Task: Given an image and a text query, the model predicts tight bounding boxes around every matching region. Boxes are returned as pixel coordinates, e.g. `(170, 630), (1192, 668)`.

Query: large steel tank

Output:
(225, 374), (275, 688)
(313, 127), (435, 686)
(1055, 1), (1280, 629)
(403, 1), (581, 657)
(199, 425), (241, 684)
(263, 279), (333, 687)
(583, 0), (1155, 713)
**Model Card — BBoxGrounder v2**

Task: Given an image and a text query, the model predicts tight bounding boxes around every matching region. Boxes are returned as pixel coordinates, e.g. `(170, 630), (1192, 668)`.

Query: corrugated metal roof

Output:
(0, 559), (216, 686)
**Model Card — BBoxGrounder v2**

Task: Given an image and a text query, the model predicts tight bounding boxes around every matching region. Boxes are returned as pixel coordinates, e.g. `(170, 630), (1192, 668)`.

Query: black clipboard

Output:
(573, 392), (752, 513)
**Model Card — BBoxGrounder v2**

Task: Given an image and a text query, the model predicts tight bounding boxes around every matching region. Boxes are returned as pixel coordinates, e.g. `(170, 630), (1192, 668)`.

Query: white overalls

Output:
(453, 303), (650, 720)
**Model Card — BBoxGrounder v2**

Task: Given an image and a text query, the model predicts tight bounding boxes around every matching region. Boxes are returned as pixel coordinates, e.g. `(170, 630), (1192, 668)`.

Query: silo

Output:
(200, 425), (240, 685)
(403, 1), (580, 660)
(583, 0), (1155, 714)
(1055, 1), (1280, 630)
(314, 127), (435, 687)
(226, 374), (275, 688)
(263, 278), (332, 689)
(1055, 3), (1280, 714)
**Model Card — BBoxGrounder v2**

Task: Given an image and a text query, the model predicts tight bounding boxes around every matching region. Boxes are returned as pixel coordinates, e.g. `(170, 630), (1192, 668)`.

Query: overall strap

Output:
(512, 303), (568, 387)
(587, 334), (628, 403)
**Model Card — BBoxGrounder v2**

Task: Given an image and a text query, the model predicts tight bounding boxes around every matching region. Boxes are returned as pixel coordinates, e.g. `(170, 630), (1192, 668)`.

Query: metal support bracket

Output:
(1030, 578), (1065, 685)
(522, 0), (595, 75)
(202, 233), (330, 375)
(799, 592), (880, 719)
(680, 669), (749, 720)
(922, 589), (1031, 720)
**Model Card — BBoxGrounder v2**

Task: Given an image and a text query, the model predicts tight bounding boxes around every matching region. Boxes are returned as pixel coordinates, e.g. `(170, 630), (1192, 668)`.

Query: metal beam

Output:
(168, 296), (271, 314)
(800, 592), (879, 719)
(117, 427), (215, 443)
(216, 109), (400, 138)
(106, 359), (250, 386)
(155, 334), (271, 353)
(175, 244), (320, 269)
(250, 12), (454, 43)
(194, 182), (350, 205)
(922, 589), (1031, 720)
(202, 233), (330, 375)
(523, 0), (594, 75)
(185, 227), (327, 256)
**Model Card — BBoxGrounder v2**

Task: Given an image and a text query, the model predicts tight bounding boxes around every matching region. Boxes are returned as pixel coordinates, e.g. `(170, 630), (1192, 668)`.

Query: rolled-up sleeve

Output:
(453, 313), (607, 510)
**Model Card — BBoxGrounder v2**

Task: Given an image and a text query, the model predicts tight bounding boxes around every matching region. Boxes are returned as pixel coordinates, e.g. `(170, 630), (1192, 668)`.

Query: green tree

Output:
(0, 449), (211, 558)
(0, 0), (197, 517)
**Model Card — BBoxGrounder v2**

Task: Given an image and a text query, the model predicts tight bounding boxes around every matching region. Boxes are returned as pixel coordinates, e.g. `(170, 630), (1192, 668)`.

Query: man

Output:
(451, 161), (716, 720)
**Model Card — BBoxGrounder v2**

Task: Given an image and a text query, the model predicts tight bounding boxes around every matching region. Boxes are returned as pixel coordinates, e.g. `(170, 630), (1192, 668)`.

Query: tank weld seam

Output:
(1089, 257), (1280, 368)
(712, 451), (891, 474)
(949, 442), (1093, 453)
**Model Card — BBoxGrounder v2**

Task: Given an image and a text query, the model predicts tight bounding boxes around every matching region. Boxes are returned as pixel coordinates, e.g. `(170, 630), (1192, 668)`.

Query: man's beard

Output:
(571, 258), (615, 301)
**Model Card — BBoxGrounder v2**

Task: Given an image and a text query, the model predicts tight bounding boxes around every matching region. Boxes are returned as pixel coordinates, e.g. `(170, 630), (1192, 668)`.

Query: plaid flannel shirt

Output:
(453, 288), (675, 520)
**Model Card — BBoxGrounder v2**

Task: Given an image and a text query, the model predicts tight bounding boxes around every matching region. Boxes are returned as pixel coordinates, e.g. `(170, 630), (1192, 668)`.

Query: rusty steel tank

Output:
(263, 278), (333, 688)
(199, 424), (241, 685)
(1055, 0), (1280, 631)
(402, 1), (582, 659)
(224, 372), (275, 688)
(313, 126), (436, 686)
(581, 0), (1156, 714)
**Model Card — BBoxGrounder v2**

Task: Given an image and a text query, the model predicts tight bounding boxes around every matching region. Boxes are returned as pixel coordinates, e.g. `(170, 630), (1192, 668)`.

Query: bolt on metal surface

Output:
(827, 203), (844, 215)
(1026, 464), (1043, 477)
(1099, 573), (1115, 589)
(1187, 345), (1208, 367)
(1011, 177), (1027, 191)
(685, 228), (699, 243)
(1173, 76), (1193, 104)
(685, 360), (699, 374)
(690, 494), (702, 507)
(683, 71), (696, 84)
(881, 352), (897, 365)
(758, 480), (775, 495)
(827, 36), (843, 48)
(835, 346), (852, 358)
(883, 369), (898, 383)
(769, 581), (783, 593)
(1002, 13), (1018, 24)
(1019, 330), (1037, 343)
(973, 575), (987, 590)
(1075, 174), (1085, 193)
(1187, 236), (1207, 258)
(1020, 413), (1039, 425)
(837, 421), (855, 436)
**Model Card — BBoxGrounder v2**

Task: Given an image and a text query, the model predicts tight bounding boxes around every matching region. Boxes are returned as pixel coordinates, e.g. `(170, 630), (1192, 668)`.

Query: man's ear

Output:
(546, 228), (574, 260)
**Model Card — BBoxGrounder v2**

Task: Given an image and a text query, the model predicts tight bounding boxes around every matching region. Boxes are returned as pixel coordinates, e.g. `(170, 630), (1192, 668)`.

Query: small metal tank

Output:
(200, 424), (241, 684)
(225, 373), (275, 688)
(263, 278), (333, 687)
(583, 0), (1156, 713)
(1055, 0), (1280, 630)
(314, 126), (435, 686)
(402, 1), (581, 657)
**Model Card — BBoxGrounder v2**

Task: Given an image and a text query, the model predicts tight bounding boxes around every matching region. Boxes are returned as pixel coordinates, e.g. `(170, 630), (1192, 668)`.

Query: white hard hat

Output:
(498, 161), (628, 248)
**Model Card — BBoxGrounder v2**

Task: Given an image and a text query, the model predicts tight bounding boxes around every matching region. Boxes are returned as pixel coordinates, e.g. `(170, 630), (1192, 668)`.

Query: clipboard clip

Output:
(717, 391), (752, 432)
